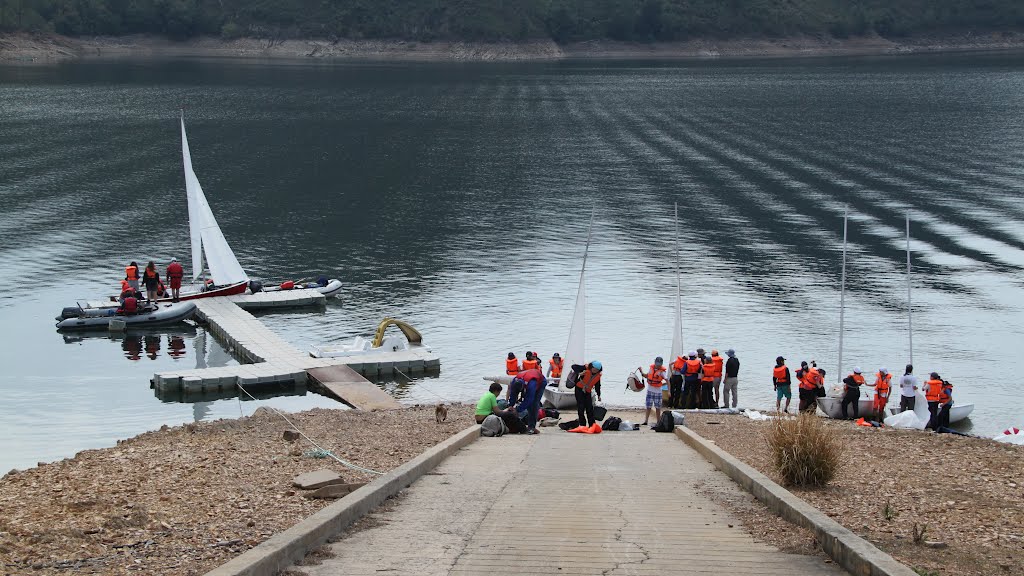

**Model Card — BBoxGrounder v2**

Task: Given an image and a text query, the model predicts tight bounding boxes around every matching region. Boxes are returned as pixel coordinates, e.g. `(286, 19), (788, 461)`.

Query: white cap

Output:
(688, 350), (697, 357)
(853, 367), (862, 374)
(170, 257), (177, 262)
(879, 367), (888, 374)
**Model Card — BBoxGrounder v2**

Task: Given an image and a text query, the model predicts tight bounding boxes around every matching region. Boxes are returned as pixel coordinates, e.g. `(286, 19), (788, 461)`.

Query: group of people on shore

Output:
(118, 259), (184, 313)
(641, 348), (740, 425)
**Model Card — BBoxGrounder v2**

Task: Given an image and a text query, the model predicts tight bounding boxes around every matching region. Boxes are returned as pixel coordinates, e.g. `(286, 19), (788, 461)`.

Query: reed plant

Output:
(765, 413), (842, 487)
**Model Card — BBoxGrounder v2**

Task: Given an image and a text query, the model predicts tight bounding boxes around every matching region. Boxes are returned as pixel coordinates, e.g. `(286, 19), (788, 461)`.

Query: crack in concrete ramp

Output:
(302, 430), (847, 576)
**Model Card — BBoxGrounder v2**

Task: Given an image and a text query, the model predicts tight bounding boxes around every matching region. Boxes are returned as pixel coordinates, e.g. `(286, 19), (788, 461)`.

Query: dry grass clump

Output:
(765, 413), (842, 487)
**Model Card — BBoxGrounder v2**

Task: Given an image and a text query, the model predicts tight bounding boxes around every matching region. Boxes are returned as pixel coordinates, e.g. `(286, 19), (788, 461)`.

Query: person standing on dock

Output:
(506, 352), (520, 376)
(643, 357), (666, 426)
(166, 257), (184, 302)
(546, 353), (563, 380)
(899, 364), (918, 413)
(870, 368), (892, 419)
(571, 361), (602, 428)
(142, 261), (160, 305)
(841, 368), (866, 419)
(773, 356), (792, 413)
(710, 350), (724, 407)
(125, 261), (140, 292)
(721, 349), (740, 408)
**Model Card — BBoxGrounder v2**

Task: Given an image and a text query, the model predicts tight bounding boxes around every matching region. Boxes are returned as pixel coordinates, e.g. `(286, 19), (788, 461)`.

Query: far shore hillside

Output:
(3, 31), (1024, 63)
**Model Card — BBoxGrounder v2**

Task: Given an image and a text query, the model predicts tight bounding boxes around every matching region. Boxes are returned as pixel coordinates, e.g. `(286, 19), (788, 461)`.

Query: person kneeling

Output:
(476, 383), (524, 435)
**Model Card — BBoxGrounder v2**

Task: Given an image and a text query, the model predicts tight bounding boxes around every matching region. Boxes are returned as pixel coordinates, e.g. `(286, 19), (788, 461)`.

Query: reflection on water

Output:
(2, 53), (1024, 471)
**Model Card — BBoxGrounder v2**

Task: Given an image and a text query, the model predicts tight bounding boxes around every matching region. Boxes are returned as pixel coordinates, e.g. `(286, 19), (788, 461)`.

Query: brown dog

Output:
(435, 403), (448, 424)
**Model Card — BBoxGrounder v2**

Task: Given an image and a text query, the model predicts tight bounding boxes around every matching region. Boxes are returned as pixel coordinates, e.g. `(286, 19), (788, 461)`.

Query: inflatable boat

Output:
(56, 301), (197, 330)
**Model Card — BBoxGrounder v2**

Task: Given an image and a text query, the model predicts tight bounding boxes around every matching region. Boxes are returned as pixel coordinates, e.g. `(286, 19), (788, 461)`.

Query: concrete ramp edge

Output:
(674, 426), (918, 576)
(203, 424), (481, 576)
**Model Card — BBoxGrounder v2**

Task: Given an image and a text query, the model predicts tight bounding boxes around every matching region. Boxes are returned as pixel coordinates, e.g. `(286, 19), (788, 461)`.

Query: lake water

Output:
(2, 53), (1023, 472)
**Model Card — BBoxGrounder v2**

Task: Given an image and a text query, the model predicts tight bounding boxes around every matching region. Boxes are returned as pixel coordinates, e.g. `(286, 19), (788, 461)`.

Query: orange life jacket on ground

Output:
(523, 359), (539, 371)
(549, 358), (563, 378)
(684, 359), (701, 377)
(701, 362), (714, 382)
(874, 373), (892, 399)
(647, 364), (666, 388)
(506, 358), (519, 376)
(125, 265), (139, 281)
(711, 356), (724, 378)
(577, 369), (601, 393)
(773, 365), (789, 385)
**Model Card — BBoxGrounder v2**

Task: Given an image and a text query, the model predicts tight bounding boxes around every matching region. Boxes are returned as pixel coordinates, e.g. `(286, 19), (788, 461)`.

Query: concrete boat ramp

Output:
(151, 290), (439, 409)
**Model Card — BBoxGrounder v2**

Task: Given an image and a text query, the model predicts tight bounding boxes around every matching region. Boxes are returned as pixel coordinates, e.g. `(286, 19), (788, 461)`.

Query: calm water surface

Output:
(2, 53), (1024, 471)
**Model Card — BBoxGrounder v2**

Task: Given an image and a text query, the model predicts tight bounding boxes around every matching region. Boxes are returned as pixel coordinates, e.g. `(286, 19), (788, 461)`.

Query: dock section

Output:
(152, 295), (439, 409)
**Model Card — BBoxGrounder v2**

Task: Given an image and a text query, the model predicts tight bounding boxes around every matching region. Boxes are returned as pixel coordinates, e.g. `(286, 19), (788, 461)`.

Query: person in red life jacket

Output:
(546, 352), (564, 380)
(166, 257), (184, 302)
(681, 351), (702, 409)
(841, 367), (866, 419)
(773, 356), (792, 413)
(505, 352), (520, 376)
(118, 290), (138, 315)
(710, 350), (724, 407)
(668, 354), (685, 409)
(699, 354), (716, 409)
(522, 352), (540, 371)
(924, 372), (954, 430)
(125, 261), (141, 292)
(570, 361), (603, 429)
(870, 368), (892, 419)
(643, 357), (666, 426)
(141, 261), (160, 304)
(513, 368), (548, 434)
(796, 361), (823, 413)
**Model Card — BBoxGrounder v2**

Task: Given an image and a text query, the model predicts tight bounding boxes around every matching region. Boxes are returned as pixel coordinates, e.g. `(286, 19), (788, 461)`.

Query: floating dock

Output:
(151, 294), (439, 410)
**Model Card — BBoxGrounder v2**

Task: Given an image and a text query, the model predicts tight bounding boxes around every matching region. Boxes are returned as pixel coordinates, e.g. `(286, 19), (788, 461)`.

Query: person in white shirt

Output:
(899, 364), (918, 412)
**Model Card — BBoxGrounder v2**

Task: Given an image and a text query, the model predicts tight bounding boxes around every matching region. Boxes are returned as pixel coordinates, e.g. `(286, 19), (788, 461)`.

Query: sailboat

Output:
(668, 202), (683, 399)
(161, 114), (251, 300)
(541, 210), (595, 410)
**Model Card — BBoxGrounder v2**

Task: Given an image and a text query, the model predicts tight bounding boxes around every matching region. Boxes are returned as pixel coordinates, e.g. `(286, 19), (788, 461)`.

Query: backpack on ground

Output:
(558, 419), (580, 431)
(603, 416), (622, 431)
(654, 411), (675, 433)
(593, 405), (608, 421)
(480, 414), (508, 437)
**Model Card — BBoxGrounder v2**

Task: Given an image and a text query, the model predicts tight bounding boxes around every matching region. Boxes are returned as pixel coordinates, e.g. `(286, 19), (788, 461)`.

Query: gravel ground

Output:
(0, 405), (471, 576)
(685, 412), (1024, 576)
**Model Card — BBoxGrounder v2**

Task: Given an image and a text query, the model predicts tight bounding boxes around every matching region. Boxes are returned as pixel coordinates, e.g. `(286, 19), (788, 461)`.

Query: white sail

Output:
(669, 202), (683, 363)
(562, 211), (594, 387)
(180, 115), (248, 286)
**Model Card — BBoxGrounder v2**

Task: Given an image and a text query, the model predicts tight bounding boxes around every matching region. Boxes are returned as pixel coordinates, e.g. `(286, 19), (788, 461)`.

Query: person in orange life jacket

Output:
(546, 352), (564, 379)
(710, 350), (724, 407)
(522, 351), (540, 371)
(841, 367), (866, 419)
(773, 356), (792, 413)
(166, 257), (184, 302)
(142, 261), (161, 304)
(118, 289), (139, 314)
(796, 361), (821, 413)
(924, 373), (953, 430)
(668, 354), (685, 409)
(681, 351), (702, 409)
(505, 352), (520, 376)
(870, 368), (893, 418)
(570, 361), (603, 428)
(699, 354), (716, 409)
(513, 368), (548, 434)
(643, 357), (666, 426)
(125, 261), (141, 292)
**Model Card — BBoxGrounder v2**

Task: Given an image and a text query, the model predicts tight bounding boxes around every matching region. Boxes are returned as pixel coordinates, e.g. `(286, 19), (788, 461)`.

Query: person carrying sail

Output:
(841, 368), (866, 419)
(505, 352), (520, 376)
(870, 368), (892, 419)
(643, 357), (666, 426)
(570, 361), (603, 429)
(166, 257), (184, 302)
(773, 356), (792, 413)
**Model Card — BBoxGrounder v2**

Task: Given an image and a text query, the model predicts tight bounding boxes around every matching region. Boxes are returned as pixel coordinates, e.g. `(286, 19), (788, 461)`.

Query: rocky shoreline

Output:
(2, 31), (1024, 64)
(0, 405), (470, 576)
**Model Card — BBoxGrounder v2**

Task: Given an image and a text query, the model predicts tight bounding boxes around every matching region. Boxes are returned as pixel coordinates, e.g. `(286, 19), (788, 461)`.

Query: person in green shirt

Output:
(476, 382), (515, 424)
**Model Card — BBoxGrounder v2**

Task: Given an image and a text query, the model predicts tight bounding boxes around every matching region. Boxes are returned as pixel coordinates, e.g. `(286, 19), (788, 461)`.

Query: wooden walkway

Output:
(301, 429), (846, 576)
(151, 297), (438, 409)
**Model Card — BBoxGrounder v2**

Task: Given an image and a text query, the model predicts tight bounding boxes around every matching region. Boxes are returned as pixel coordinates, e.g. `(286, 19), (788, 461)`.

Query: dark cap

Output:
(776, 356), (785, 363)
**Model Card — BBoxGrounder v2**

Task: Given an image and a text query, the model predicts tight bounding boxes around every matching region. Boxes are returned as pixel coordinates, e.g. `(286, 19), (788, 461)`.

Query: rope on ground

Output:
(235, 382), (384, 476)
(392, 366), (449, 403)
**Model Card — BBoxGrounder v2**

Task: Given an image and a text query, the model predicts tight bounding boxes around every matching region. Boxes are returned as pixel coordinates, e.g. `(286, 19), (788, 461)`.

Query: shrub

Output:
(765, 413), (842, 487)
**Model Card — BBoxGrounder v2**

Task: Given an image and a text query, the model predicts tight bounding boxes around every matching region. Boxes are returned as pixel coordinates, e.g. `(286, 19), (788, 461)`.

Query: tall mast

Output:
(906, 212), (913, 366)
(838, 208), (848, 383)
(670, 202), (683, 360)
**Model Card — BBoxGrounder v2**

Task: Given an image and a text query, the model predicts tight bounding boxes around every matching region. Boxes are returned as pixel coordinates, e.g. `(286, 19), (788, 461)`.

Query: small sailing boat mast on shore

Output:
(670, 202), (684, 365)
